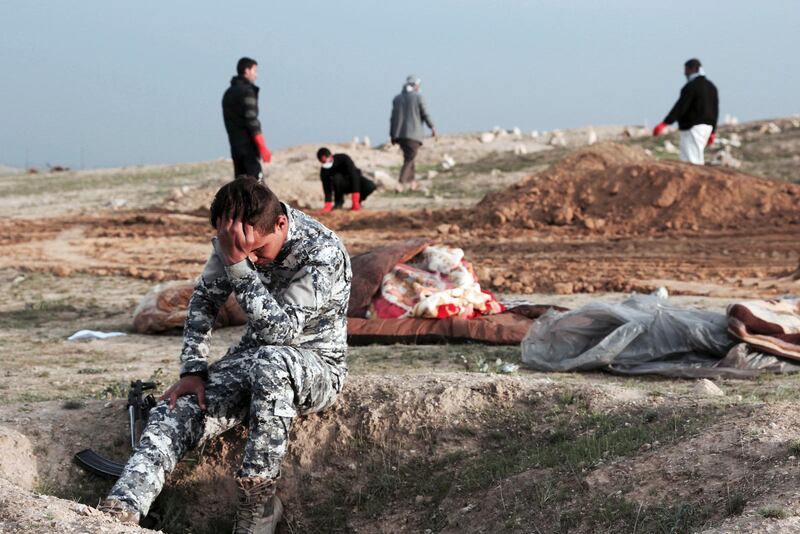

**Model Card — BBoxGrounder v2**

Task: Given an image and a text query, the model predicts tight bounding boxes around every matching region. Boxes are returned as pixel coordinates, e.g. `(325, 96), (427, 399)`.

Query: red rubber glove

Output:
(652, 122), (668, 137)
(706, 132), (716, 147)
(253, 134), (272, 163)
(318, 202), (333, 214)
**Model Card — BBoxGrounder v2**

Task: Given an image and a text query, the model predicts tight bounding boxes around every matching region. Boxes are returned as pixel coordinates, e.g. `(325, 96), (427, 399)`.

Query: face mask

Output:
(321, 160), (334, 169)
(686, 67), (704, 82)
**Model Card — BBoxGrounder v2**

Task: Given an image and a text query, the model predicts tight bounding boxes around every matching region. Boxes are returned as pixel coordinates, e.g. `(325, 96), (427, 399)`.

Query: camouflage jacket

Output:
(179, 204), (351, 377)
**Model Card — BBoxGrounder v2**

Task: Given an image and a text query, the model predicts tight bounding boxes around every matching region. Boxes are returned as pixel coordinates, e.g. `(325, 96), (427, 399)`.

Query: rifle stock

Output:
(74, 379), (158, 479)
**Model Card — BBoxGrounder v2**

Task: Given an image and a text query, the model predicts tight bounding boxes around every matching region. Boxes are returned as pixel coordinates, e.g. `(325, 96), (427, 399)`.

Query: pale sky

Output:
(1, 1), (798, 169)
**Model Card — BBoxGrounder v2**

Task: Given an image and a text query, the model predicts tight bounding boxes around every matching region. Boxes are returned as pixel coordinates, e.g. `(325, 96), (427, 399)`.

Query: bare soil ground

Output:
(1, 119), (799, 533)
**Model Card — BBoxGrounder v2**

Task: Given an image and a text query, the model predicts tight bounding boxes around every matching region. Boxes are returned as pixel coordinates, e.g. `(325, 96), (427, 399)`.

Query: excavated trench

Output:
(0, 374), (557, 533)
(4, 373), (800, 534)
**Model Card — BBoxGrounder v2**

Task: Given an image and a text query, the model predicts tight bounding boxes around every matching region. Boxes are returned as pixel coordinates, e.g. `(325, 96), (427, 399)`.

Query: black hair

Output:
(316, 147), (332, 160)
(236, 57), (258, 76)
(210, 177), (283, 233)
(684, 58), (702, 71)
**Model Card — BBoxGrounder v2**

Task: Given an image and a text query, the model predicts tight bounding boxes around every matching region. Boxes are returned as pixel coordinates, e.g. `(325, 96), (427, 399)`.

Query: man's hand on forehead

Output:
(216, 216), (257, 265)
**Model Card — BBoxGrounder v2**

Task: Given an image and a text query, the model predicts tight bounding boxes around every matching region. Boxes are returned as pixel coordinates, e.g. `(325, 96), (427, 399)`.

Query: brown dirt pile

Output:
(475, 143), (800, 233)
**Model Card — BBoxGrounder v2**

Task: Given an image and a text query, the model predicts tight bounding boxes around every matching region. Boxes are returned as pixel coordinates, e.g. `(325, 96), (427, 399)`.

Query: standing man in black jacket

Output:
(653, 58), (719, 165)
(222, 57), (272, 180)
(316, 147), (376, 213)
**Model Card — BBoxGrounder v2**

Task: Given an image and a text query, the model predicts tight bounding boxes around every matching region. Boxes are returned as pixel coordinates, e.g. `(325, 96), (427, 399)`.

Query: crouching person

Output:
(98, 177), (351, 534)
(317, 147), (376, 212)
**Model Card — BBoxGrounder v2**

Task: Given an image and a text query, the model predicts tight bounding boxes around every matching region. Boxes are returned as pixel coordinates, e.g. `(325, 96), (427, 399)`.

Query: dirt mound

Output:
(475, 143), (800, 233)
(0, 477), (148, 534)
(0, 426), (37, 490)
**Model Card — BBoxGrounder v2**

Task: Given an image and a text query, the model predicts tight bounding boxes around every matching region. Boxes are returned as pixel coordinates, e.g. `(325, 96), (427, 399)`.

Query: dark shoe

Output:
(232, 477), (283, 534)
(97, 498), (140, 525)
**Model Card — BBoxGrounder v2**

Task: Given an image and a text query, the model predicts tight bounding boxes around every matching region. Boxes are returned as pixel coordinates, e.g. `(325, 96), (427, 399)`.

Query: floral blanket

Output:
(370, 246), (505, 319)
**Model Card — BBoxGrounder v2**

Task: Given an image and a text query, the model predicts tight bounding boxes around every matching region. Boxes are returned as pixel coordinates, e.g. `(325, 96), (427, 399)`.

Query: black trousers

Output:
(330, 173), (377, 208)
(231, 147), (262, 180)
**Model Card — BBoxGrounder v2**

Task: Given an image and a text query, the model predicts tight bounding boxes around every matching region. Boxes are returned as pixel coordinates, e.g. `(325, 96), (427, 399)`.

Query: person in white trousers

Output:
(653, 58), (719, 165)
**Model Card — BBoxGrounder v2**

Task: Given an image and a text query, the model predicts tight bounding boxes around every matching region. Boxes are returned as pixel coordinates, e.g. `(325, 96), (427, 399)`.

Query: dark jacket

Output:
(222, 76), (262, 151)
(320, 154), (375, 206)
(390, 87), (434, 143)
(664, 75), (719, 132)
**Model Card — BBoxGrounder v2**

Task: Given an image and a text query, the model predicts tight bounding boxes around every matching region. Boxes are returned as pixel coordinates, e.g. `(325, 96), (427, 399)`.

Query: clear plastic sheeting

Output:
(720, 343), (800, 374)
(521, 294), (737, 376)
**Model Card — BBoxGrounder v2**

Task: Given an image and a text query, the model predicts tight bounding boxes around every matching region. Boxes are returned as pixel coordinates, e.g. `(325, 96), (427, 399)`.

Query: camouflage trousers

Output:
(107, 345), (345, 517)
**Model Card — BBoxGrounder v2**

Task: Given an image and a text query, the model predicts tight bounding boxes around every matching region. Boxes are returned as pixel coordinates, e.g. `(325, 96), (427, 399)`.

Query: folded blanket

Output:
(348, 305), (558, 346)
(727, 298), (800, 360)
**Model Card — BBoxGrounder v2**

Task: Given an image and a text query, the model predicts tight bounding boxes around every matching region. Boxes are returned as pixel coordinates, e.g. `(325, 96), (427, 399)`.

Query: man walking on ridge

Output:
(653, 58), (719, 165)
(390, 75), (437, 190)
(223, 57), (273, 180)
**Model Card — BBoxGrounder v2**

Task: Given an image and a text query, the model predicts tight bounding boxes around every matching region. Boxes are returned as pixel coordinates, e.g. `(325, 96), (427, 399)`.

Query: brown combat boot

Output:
(97, 497), (140, 525)
(232, 477), (283, 534)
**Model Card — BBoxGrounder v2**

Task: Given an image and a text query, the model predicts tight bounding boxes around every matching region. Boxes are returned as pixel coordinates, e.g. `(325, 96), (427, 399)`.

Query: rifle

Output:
(74, 380), (157, 479)
(127, 380), (157, 448)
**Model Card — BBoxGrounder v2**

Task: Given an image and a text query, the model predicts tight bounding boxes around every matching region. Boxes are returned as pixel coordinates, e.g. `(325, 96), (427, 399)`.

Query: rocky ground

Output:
(1, 118), (799, 533)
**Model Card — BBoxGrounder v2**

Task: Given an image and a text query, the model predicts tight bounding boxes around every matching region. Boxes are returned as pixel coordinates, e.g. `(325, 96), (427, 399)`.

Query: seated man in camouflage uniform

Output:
(98, 177), (351, 534)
